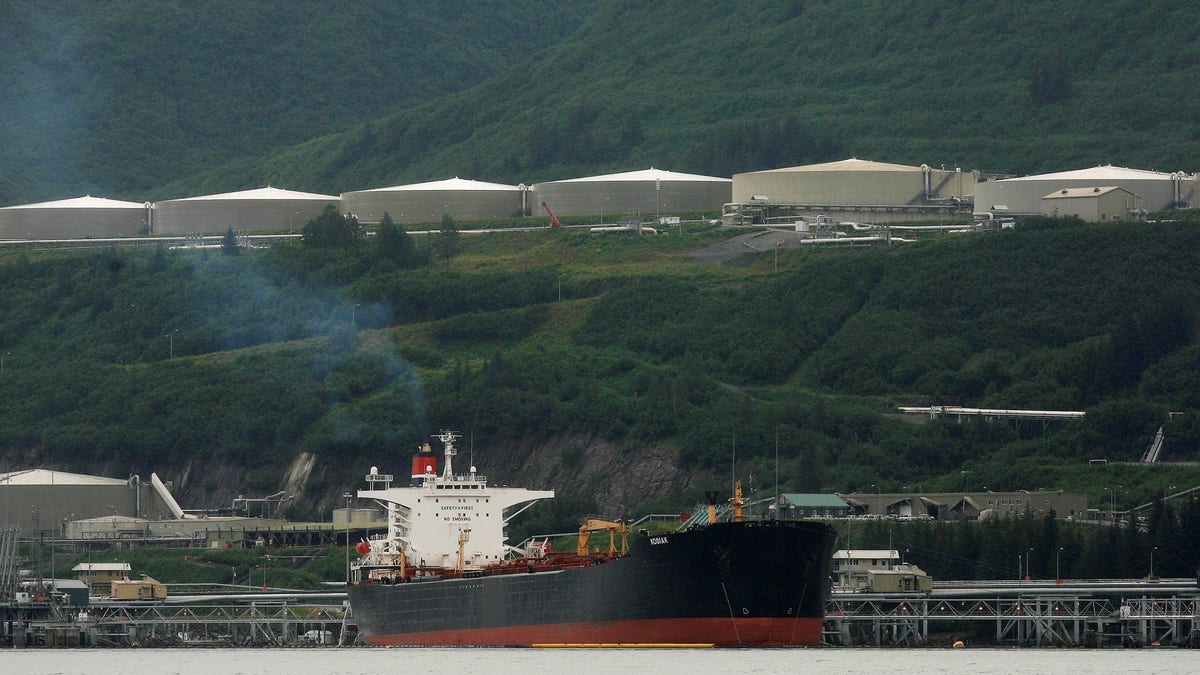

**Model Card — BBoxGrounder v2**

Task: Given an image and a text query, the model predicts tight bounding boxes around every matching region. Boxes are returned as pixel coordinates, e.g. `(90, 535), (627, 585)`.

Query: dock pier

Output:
(7, 579), (1200, 648)
(824, 579), (1200, 647)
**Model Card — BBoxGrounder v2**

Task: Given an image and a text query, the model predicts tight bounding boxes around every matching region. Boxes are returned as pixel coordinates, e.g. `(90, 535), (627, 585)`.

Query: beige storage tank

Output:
(341, 177), (524, 224)
(532, 168), (731, 219)
(0, 195), (148, 239)
(975, 165), (1195, 217)
(152, 186), (339, 235)
(733, 157), (975, 210)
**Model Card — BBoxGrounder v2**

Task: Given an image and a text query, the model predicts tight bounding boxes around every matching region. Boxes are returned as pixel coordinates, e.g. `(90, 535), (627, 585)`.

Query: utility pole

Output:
(343, 492), (353, 585)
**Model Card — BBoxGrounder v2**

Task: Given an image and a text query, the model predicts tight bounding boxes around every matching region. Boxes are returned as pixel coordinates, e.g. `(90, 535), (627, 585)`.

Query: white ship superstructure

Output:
(355, 431), (553, 577)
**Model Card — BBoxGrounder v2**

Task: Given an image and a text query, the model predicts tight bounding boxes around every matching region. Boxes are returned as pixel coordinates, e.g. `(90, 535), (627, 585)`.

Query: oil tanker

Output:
(347, 431), (836, 647)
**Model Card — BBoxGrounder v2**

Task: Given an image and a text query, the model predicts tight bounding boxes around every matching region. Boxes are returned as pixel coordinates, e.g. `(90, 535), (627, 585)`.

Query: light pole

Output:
(343, 491), (353, 585)
(1056, 546), (1063, 583)
(1017, 554), (1023, 583)
(1150, 546), (1158, 579)
(869, 484), (881, 517)
(1104, 487), (1115, 520)
(166, 329), (178, 359)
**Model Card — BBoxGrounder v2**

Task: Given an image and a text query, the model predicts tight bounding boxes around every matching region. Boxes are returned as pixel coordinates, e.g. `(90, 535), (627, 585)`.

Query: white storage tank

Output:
(152, 186), (340, 235)
(341, 177), (524, 224)
(0, 195), (148, 239)
(532, 168), (731, 218)
(733, 158), (976, 211)
(975, 165), (1195, 218)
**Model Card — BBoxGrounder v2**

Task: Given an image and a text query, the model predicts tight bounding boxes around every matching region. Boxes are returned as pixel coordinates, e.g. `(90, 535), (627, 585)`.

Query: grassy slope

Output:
(162, 0), (1200, 197)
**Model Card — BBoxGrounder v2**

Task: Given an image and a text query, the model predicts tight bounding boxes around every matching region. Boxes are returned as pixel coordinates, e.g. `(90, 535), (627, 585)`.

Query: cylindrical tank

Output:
(341, 177), (523, 224)
(732, 158), (975, 206)
(152, 186), (339, 235)
(0, 196), (149, 239)
(532, 168), (731, 218)
(974, 165), (1195, 216)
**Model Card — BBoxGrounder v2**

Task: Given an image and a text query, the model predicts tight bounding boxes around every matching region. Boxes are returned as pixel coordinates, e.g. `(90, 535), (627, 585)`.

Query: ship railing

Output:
(436, 474), (488, 485)
(627, 513), (687, 528)
(677, 503), (733, 529)
(511, 532), (576, 553)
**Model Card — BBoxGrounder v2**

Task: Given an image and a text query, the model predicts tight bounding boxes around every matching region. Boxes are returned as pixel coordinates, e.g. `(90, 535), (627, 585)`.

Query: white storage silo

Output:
(974, 165), (1195, 218)
(152, 187), (340, 235)
(531, 168), (731, 219)
(0, 195), (149, 239)
(731, 158), (975, 223)
(341, 177), (524, 224)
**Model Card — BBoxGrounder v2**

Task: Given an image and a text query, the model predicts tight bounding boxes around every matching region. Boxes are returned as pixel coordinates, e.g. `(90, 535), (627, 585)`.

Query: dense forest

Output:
(4, 2), (1200, 203)
(850, 497), (1200, 581)
(156, 0), (1200, 198)
(0, 0), (594, 203)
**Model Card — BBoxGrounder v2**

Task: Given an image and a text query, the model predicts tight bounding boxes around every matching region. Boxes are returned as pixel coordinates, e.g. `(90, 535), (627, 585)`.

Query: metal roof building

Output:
(151, 186), (339, 235)
(0, 470), (178, 538)
(532, 168), (731, 219)
(974, 165), (1195, 218)
(773, 493), (850, 518)
(730, 158), (976, 224)
(0, 195), (149, 239)
(840, 490), (1087, 522)
(341, 177), (524, 225)
(1041, 186), (1142, 222)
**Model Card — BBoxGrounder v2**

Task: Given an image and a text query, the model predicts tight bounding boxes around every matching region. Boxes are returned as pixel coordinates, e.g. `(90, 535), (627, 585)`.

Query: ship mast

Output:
(435, 430), (460, 479)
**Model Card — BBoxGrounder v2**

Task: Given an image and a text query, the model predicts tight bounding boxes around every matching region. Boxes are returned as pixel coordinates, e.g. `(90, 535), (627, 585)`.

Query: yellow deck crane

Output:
(576, 518), (630, 557)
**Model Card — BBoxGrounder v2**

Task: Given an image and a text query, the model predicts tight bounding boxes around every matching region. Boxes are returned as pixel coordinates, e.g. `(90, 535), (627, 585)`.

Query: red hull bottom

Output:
(362, 617), (823, 647)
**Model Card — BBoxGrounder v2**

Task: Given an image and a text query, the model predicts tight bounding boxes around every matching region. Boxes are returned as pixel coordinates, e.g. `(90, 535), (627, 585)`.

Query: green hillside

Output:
(161, 0), (1200, 197)
(0, 0), (594, 203)
(1, 220), (1197, 522)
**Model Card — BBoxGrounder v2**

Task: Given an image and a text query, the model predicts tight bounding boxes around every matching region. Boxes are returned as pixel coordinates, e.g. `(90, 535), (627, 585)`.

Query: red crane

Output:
(541, 202), (563, 229)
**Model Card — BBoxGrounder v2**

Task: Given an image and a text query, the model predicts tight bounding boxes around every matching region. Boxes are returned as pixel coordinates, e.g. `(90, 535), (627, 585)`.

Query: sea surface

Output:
(3, 647), (1197, 675)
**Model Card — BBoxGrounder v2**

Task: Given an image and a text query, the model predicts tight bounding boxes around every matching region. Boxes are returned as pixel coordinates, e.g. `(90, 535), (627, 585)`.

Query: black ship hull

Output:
(349, 520), (836, 646)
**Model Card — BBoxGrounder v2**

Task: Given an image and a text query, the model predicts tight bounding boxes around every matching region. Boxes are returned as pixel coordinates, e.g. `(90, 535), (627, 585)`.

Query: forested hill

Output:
(6, 1), (1200, 204)
(0, 0), (594, 204)
(1, 219), (1198, 519)
(161, 0), (1200, 197)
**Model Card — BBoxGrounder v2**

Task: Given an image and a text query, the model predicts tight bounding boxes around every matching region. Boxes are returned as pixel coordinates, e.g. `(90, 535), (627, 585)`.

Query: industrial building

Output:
(1041, 186), (1142, 222)
(341, 177), (524, 224)
(832, 549), (932, 593)
(151, 186), (339, 235)
(532, 168), (731, 219)
(0, 470), (180, 538)
(772, 493), (851, 519)
(974, 165), (1196, 219)
(0, 196), (149, 239)
(727, 158), (976, 225)
(72, 562), (131, 595)
(839, 490), (1087, 522)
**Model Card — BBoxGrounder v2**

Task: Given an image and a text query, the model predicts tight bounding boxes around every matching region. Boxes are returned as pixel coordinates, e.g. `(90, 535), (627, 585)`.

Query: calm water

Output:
(3, 647), (1197, 675)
